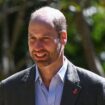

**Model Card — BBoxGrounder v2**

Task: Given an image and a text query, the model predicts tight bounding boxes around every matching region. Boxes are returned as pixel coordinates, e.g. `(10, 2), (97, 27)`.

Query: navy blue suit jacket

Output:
(0, 60), (105, 105)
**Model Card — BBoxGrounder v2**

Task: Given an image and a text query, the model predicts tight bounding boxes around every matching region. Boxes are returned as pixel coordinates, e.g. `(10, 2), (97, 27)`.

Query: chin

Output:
(36, 60), (51, 68)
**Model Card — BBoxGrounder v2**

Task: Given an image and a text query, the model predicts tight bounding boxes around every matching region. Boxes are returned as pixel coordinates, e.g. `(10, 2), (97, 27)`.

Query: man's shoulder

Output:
(75, 66), (105, 86)
(0, 65), (35, 86)
(67, 59), (105, 85)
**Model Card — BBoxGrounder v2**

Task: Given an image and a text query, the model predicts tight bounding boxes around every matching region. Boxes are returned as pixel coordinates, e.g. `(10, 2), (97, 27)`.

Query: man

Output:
(0, 6), (105, 105)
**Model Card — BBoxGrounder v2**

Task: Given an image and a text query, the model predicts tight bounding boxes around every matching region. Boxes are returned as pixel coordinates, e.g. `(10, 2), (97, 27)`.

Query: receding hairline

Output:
(29, 6), (67, 32)
(30, 6), (65, 20)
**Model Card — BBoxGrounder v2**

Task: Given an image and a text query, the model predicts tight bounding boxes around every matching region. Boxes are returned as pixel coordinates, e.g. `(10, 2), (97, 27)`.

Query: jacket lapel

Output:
(20, 65), (36, 105)
(60, 61), (82, 105)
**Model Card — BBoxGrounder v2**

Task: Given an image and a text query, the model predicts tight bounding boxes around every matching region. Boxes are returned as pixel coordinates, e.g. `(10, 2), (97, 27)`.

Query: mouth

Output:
(35, 53), (46, 58)
(32, 52), (48, 61)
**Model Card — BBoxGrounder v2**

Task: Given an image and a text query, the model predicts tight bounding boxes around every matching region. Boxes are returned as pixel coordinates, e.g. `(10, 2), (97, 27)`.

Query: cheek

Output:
(28, 43), (33, 52)
(28, 47), (32, 55)
(50, 42), (61, 54)
(54, 39), (61, 51)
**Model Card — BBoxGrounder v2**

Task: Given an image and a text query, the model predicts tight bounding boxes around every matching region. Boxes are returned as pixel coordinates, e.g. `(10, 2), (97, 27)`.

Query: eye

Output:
(43, 37), (51, 41)
(28, 36), (36, 42)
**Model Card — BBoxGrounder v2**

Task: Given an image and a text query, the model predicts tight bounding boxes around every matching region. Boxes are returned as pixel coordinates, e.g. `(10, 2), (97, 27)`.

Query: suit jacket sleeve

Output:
(97, 79), (105, 105)
(0, 81), (4, 105)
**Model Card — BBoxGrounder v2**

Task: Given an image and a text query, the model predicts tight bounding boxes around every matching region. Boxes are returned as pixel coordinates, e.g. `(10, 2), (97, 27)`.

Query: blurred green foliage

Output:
(0, 0), (105, 79)
(60, 0), (105, 70)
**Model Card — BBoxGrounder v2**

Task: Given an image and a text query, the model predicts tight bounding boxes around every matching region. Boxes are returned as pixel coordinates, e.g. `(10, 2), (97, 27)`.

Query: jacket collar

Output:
(21, 59), (80, 84)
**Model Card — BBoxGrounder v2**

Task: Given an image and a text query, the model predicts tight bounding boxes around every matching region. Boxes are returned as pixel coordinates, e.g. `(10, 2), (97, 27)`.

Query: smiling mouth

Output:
(32, 50), (48, 61)
(35, 53), (46, 58)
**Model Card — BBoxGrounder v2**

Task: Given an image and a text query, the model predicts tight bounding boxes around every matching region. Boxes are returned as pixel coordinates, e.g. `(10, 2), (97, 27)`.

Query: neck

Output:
(38, 56), (64, 88)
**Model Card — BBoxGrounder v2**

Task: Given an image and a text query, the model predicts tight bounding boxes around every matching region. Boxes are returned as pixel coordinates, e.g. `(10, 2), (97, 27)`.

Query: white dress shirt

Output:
(35, 57), (68, 105)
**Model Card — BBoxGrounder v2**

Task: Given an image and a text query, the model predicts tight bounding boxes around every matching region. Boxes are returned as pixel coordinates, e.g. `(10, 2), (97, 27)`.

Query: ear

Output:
(60, 31), (67, 45)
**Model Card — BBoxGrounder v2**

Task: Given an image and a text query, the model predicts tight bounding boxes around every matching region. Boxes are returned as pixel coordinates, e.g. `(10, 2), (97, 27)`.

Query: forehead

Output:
(29, 21), (52, 29)
(28, 21), (58, 37)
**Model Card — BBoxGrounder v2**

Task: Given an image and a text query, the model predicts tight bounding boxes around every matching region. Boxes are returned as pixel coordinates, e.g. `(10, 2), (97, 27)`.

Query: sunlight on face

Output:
(28, 21), (63, 68)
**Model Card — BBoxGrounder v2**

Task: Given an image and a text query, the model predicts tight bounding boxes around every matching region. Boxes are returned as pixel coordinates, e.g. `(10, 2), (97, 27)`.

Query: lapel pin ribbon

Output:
(72, 88), (79, 95)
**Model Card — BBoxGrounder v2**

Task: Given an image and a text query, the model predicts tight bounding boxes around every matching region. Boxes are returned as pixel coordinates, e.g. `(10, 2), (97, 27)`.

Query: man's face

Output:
(28, 21), (64, 68)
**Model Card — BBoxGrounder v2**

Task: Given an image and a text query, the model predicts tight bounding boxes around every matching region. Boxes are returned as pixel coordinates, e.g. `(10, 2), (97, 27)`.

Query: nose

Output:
(34, 40), (43, 51)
